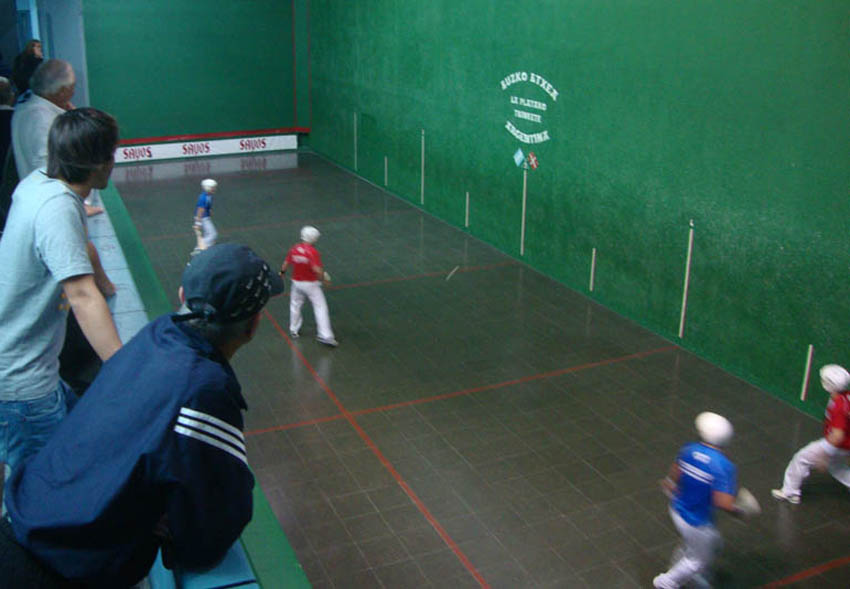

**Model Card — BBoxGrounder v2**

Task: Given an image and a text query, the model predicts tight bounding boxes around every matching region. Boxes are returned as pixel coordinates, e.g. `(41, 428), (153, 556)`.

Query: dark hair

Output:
(47, 107), (119, 183)
(23, 40), (41, 57)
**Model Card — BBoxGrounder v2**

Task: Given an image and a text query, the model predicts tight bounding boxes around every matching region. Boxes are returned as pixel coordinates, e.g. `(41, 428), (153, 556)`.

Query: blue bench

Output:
(148, 540), (259, 589)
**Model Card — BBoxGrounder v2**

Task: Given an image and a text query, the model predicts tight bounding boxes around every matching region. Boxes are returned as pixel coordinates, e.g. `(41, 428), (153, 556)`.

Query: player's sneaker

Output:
(317, 337), (338, 347)
(652, 573), (676, 589)
(771, 489), (800, 504)
(290, 331), (299, 339)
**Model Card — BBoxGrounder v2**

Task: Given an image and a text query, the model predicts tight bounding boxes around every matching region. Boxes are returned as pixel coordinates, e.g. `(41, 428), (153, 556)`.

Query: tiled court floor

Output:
(114, 152), (850, 588)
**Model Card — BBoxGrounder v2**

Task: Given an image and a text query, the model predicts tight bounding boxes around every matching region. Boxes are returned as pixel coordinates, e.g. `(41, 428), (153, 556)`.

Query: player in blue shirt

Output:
(653, 412), (760, 588)
(193, 178), (218, 250)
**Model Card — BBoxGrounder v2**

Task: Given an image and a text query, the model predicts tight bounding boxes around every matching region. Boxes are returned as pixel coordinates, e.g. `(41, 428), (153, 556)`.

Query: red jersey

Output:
(824, 392), (850, 450)
(285, 242), (322, 281)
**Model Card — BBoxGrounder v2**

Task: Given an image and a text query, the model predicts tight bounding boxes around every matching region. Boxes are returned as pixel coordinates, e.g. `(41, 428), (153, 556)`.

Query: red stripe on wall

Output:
(119, 127), (310, 146)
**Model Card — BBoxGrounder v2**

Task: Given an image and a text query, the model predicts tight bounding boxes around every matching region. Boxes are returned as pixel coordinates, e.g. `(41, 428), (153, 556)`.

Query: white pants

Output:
(655, 507), (720, 588)
(289, 280), (334, 340)
(780, 437), (850, 499)
(201, 217), (217, 248)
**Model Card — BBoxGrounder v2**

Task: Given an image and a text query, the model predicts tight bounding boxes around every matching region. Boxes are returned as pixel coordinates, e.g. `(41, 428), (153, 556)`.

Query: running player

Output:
(772, 364), (850, 504)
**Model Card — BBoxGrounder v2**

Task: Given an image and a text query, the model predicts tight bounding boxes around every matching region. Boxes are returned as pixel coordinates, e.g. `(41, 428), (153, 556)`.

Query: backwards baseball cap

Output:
(177, 243), (284, 323)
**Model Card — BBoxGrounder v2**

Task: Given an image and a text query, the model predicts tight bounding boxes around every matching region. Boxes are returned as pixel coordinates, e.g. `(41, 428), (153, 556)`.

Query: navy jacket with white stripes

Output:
(5, 313), (255, 587)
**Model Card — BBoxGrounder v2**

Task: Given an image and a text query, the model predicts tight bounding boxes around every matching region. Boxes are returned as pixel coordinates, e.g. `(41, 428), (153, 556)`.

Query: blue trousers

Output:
(1, 381), (76, 489)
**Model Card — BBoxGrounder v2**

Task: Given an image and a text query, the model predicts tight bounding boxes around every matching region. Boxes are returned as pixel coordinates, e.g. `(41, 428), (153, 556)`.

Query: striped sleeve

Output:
(173, 406), (248, 466)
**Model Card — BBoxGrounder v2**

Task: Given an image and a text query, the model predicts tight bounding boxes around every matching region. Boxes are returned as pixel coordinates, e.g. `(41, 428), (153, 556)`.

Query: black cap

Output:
(178, 243), (284, 323)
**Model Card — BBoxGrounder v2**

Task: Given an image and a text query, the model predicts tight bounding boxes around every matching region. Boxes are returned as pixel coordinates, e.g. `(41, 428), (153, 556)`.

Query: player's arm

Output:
(826, 427), (845, 448)
(660, 462), (680, 497)
(62, 273), (121, 361)
(310, 249), (325, 281)
(87, 240), (116, 297)
(279, 260), (289, 276)
(712, 490), (737, 514)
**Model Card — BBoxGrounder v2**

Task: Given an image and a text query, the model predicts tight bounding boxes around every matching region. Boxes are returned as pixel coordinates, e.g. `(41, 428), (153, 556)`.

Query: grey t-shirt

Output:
(0, 169), (93, 401)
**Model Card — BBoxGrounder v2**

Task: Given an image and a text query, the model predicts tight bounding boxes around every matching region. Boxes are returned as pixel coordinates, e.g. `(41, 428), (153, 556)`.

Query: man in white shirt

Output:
(12, 59), (103, 217)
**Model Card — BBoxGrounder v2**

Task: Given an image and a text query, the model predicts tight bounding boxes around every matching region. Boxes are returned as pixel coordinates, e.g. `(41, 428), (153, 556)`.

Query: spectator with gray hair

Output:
(11, 59), (76, 179)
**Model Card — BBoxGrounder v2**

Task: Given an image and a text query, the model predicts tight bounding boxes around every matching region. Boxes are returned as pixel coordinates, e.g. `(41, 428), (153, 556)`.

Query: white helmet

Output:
(201, 178), (218, 191)
(695, 412), (733, 447)
(300, 226), (320, 244)
(820, 364), (850, 394)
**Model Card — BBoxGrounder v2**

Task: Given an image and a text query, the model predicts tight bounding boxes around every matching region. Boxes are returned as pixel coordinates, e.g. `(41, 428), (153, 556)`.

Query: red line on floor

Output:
(262, 309), (491, 588)
(246, 413), (345, 435)
(760, 554), (850, 587)
(143, 209), (414, 242)
(245, 344), (675, 437)
(325, 261), (515, 292)
(353, 345), (676, 416)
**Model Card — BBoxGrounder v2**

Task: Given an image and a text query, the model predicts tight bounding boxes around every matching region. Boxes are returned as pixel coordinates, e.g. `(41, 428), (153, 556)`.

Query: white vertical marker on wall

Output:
(384, 156), (388, 186)
(800, 344), (814, 401)
(420, 129), (425, 205)
(520, 167), (528, 256)
(589, 247), (597, 292)
(465, 191), (470, 228)
(353, 112), (358, 171)
(678, 219), (695, 339)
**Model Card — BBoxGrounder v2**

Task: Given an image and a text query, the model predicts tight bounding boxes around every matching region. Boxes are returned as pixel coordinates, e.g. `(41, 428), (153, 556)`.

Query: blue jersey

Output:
(195, 191), (212, 217)
(5, 314), (253, 587)
(673, 442), (737, 526)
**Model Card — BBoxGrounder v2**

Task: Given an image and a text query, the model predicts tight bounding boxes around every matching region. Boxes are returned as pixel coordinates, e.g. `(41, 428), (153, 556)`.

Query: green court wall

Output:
(83, 0), (309, 140)
(307, 1), (850, 416)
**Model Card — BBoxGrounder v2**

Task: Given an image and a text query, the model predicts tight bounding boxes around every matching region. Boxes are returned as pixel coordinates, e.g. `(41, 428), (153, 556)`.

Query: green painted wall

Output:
(83, 0), (308, 140)
(308, 1), (850, 415)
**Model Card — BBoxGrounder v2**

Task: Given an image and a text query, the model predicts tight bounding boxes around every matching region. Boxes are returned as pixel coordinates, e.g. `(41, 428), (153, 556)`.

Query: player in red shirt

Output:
(772, 364), (850, 504)
(279, 226), (337, 347)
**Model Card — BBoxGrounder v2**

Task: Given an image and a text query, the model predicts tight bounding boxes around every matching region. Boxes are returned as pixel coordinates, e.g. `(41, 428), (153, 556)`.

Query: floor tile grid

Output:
(249, 310), (695, 587)
(116, 154), (850, 588)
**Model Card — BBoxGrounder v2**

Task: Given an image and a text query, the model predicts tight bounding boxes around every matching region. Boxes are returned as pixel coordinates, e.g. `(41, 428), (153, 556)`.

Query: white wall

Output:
(38, 0), (89, 106)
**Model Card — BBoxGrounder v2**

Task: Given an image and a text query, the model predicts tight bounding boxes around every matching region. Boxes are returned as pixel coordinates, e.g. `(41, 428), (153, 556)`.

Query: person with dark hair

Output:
(0, 107), (122, 509)
(1, 243), (282, 587)
(10, 39), (42, 95)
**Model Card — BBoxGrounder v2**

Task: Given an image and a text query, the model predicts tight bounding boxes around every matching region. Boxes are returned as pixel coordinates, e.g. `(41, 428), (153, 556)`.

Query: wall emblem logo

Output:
(501, 71), (559, 149)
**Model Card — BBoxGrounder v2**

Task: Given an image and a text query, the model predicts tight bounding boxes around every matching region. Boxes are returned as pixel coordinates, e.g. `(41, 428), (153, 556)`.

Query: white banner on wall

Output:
(115, 134), (298, 164)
